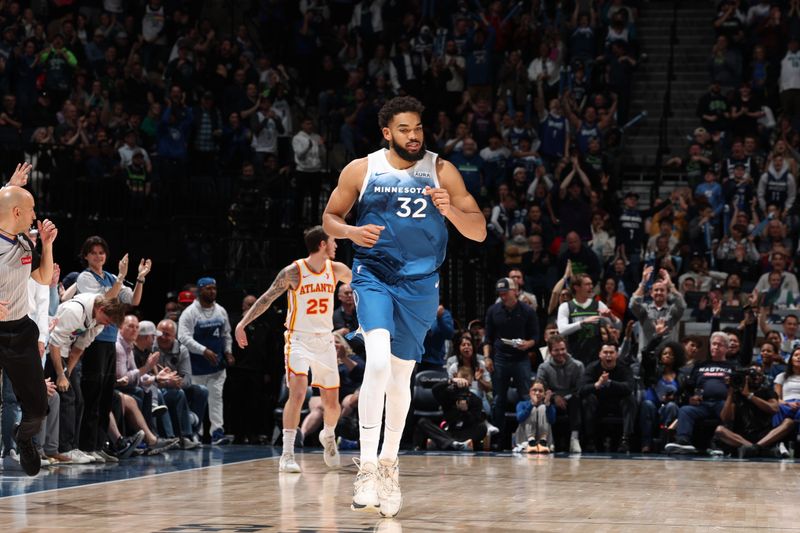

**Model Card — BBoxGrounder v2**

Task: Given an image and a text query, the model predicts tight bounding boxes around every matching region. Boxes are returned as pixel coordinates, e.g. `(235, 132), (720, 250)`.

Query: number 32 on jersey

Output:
(396, 197), (428, 218)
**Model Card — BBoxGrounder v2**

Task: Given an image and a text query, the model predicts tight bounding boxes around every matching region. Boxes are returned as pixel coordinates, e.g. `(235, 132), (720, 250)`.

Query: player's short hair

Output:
(377, 96), (425, 129)
(304, 225), (329, 253)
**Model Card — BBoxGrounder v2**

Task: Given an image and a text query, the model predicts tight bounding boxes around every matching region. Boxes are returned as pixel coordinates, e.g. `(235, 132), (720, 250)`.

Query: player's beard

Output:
(391, 138), (426, 162)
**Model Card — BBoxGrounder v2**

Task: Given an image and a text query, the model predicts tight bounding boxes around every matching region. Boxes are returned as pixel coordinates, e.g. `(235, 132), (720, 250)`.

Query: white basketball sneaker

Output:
(320, 429), (340, 468)
(377, 458), (402, 518)
(351, 459), (380, 512)
(279, 453), (302, 473)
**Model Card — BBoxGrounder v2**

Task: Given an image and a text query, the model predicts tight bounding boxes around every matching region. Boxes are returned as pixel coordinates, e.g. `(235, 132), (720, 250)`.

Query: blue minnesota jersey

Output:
(355, 149), (448, 281)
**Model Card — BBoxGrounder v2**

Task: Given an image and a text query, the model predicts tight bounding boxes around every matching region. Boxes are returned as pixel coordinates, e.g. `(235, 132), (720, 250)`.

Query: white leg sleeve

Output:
(358, 328), (392, 464)
(379, 356), (416, 463)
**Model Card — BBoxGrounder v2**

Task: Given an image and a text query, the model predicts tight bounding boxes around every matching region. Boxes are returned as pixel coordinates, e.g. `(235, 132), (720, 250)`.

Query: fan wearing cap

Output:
(133, 320), (197, 450)
(483, 277), (539, 445)
(177, 276), (233, 446)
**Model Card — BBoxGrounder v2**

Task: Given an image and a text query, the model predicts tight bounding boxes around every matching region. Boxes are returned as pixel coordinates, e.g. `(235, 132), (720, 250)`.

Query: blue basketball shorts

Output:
(350, 261), (439, 362)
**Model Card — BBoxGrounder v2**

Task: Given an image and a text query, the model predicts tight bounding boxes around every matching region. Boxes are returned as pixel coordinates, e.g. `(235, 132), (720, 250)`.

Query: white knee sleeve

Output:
(358, 328), (393, 463)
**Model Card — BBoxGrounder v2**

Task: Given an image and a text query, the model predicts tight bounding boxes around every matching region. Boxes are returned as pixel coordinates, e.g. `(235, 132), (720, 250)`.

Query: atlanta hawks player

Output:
(235, 226), (352, 472)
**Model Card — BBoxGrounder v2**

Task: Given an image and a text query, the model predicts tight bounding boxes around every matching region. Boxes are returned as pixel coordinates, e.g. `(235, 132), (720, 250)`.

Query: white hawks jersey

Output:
(285, 259), (337, 334)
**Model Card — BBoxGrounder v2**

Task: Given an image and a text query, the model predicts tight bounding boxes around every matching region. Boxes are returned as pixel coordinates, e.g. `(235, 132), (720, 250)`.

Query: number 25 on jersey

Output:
(306, 299), (328, 314)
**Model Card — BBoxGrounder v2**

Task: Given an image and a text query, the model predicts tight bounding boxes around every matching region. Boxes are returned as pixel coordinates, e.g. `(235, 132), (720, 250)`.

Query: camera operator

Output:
(713, 365), (781, 458)
(413, 373), (487, 451)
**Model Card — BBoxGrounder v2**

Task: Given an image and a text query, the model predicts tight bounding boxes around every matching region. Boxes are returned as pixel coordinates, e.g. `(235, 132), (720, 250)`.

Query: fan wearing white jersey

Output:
(234, 226), (352, 473)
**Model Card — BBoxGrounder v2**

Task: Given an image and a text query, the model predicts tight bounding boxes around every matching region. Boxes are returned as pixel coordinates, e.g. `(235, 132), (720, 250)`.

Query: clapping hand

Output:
(138, 258), (152, 279)
(8, 161), (32, 187)
(118, 253), (130, 278)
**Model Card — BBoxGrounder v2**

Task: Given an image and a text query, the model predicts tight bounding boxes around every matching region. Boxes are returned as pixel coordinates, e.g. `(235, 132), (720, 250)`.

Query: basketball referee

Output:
(0, 174), (58, 476)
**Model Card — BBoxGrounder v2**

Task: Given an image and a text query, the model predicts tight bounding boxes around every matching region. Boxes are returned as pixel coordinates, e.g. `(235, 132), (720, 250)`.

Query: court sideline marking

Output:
(0, 455), (279, 501)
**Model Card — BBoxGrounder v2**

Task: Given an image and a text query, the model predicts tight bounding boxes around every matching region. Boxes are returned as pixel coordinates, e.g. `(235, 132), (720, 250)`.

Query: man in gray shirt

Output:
(536, 334), (584, 453)
(156, 319), (208, 442)
(630, 266), (686, 357)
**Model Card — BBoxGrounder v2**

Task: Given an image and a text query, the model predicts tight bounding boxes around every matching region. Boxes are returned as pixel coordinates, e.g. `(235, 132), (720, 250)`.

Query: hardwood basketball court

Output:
(1, 447), (798, 532)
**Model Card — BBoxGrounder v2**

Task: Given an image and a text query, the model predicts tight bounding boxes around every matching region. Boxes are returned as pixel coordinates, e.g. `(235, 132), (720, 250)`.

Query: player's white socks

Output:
(359, 328), (393, 464)
(283, 429), (297, 456)
(379, 356), (416, 463)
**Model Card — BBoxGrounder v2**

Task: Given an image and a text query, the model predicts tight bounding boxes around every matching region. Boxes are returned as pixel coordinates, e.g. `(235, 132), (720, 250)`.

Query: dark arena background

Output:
(1, 1), (800, 532)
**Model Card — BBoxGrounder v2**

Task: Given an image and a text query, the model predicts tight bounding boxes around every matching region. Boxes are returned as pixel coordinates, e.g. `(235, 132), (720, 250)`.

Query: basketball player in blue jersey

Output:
(323, 96), (486, 517)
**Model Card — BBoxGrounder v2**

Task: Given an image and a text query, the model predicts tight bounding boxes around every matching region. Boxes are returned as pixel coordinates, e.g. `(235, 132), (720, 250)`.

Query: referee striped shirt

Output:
(0, 233), (36, 321)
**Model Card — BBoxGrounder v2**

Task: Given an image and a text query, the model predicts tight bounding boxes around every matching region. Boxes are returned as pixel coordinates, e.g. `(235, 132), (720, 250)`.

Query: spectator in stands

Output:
(597, 275), (627, 321)
(48, 294), (126, 463)
(580, 342), (636, 453)
(421, 304), (455, 372)
(557, 231), (601, 283)
(178, 277), (233, 445)
(156, 319), (207, 441)
(535, 85), (569, 168)
(755, 247), (798, 294)
(115, 315), (161, 432)
(292, 116), (326, 225)
(479, 133), (510, 194)
(158, 86), (193, 203)
(769, 347), (800, 446)
(38, 33), (78, 108)
(249, 95), (283, 170)
(697, 81), (730, 133)
(504, 268), (537, 310)
(713, 363), (781, 457)
(557, 160), (593, 241)
(536, 334), (584, 453)
(333, 284), (358, 335)
(640, 328), (685, 453)
(631, 266), (687, 349)
(447, 136), (484, 200)
(448, 334), (492, 416)
(483, 277), (538, 446)
(135, 320), (197, 449)
(757, 340), (786, 385)
(780, 38), (800, 118)
(758, 155), (796, 216)
(414, 374), (485, 452)
(708, 35), (742, 88)
(557, 272), (621, 365)
(666, 332), (735, 454)
(75, 237), (151, 461)
(515, 379), (555, 453)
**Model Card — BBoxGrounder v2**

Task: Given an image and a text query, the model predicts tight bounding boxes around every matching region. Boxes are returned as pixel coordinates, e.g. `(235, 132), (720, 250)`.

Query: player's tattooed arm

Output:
(238, 264), (299, 329)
